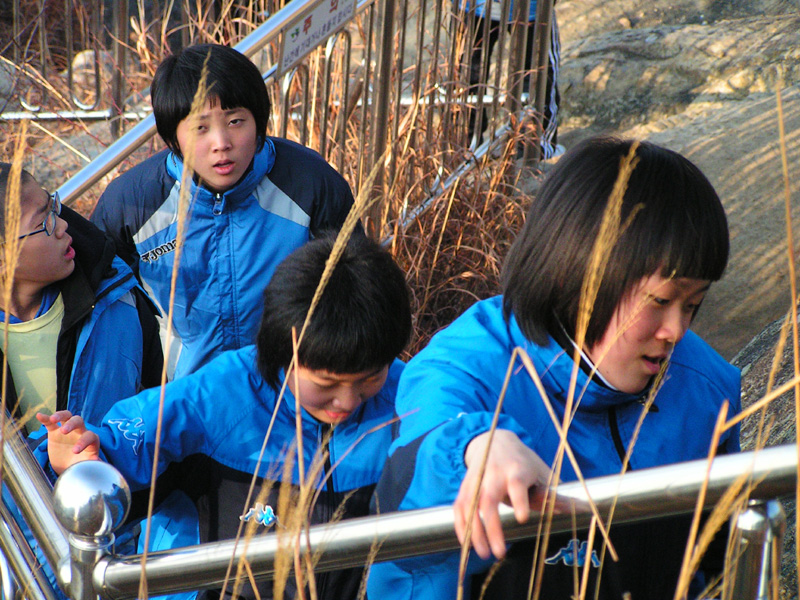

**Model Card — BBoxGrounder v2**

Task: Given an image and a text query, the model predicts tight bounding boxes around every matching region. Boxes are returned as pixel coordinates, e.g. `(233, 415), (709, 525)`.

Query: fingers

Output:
(36, 411), (66, 431)
(507, 477), (532, 524)
(456, 430), (548, 561)
(454, 473), (493, 560)
(480, 501), (506, 560)
(74, 430), (100, 454)
(455, 471), (508, 560)
(36, 410), (81, 432)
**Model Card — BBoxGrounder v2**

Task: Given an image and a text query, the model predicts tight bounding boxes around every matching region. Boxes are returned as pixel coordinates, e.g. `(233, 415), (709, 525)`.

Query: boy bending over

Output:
(39, 233), (411, 600)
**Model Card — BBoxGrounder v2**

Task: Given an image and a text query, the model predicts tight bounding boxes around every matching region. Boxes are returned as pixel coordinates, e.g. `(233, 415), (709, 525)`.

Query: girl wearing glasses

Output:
(0, 163), (164, 433)
(1, 165), (199, 600)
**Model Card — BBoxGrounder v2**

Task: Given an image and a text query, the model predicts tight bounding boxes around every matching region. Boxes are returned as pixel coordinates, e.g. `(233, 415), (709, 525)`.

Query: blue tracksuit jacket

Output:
(91, 138), (355, 378)
(368, 296), (741, 600)
(5, 209), (196, 600)
(53, 347), (403, 600)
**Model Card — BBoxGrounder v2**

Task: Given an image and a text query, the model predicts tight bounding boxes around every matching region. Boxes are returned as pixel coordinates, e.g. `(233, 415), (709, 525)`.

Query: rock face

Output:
(732, 318), (798, 599)
(556, 0), (800, 362)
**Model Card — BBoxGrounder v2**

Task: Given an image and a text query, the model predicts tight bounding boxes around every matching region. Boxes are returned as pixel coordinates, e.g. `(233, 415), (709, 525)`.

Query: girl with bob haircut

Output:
(92, 43), (355, 379)
(368, 136), (741, 600)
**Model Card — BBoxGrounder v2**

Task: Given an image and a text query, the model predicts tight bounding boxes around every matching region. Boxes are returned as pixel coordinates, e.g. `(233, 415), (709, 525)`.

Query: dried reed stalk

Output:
(135, 47), (210, 600)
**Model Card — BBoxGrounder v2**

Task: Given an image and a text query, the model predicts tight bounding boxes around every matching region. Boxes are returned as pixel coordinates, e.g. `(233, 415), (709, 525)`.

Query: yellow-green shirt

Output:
(4, 293), (64, 434)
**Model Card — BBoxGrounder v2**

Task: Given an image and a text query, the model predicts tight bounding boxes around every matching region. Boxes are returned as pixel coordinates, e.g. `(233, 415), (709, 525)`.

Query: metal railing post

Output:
(0, 417), (71, 587)
(525, 0), (554, 164)
(110, 0), (128, 138)
(368, 0), (397, 236)
(52, 462), (131, 600)
(505, 0), (529, 118)
(0, 500), (59, 600)
(725, 499), (786, 600)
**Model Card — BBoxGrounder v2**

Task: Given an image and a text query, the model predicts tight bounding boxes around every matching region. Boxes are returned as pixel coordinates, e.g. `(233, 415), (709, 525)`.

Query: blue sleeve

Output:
(91, 151), (173, 269)
(267, 138), (355, 235)
(374, 325), (536, 514)
(90, 369), (224, 489)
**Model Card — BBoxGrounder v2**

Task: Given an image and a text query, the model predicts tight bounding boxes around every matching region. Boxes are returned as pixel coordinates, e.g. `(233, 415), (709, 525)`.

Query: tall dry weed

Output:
(1, 1), (798, 598)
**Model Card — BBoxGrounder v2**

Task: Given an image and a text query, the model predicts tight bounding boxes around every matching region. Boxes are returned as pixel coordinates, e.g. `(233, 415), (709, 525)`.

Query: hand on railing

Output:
(454, 429), (552, 560)
(36, 411), (100, 475)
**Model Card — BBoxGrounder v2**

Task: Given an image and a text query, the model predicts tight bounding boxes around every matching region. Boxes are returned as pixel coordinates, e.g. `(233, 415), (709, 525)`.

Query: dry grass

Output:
(1, 2), (798, 600)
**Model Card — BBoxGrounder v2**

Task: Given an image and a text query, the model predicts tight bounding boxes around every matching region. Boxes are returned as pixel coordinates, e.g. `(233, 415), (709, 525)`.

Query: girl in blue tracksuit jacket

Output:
(0, 165), (163, 429)
(368, 137), (741, 600)
(38, 233), (412, 600)
(0, 164), (196, 600)
(91, 44), (356, 379)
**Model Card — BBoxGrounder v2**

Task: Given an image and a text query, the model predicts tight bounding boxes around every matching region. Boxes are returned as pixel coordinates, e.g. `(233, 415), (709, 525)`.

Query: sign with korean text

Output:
(279, 0), (357, 75)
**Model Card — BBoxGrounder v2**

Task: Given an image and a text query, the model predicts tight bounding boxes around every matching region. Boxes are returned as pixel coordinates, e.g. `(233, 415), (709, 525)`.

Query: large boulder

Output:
(733, 317), (798, 599)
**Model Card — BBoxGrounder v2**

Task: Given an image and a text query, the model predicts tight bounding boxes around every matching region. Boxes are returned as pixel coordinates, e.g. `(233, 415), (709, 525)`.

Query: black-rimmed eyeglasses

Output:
(17, 192), (62, 240)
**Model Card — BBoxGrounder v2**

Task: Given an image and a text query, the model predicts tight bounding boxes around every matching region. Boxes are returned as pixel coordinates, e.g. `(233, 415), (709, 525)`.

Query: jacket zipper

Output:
(609, 393), (652, 469)
(213, 192), (224, 215)
(608, 406), (628, 467)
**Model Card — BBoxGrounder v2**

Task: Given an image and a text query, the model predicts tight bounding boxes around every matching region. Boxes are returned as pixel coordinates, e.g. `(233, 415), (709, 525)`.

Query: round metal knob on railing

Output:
(52, 461), (131, 539)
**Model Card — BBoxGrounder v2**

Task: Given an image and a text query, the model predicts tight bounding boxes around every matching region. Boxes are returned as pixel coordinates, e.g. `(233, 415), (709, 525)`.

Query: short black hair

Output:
(502, 136), (729, 348)
(257, 233), (412, 390)
(0, 162), (35, 239)
(151, 43), (271, 157)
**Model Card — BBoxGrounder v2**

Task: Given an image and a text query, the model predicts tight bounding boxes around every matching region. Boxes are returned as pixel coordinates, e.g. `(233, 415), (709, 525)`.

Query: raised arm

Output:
(36, 411), (100, 474)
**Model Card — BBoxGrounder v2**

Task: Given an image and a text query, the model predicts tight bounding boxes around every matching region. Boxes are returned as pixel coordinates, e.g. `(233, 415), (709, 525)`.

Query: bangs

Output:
(503, 136), (730, 350)
(611, 144), (729, 288)
(295, 267), (407, 375)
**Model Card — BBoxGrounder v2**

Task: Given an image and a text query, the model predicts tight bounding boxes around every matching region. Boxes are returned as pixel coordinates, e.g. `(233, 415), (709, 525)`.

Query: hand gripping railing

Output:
(41, 444), (797, 600)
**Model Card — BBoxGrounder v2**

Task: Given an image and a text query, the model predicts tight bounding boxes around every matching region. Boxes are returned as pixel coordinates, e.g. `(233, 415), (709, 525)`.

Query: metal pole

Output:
(110, 0), (128, 138)
(52, 462), (131, 600)
(1, 418), (71, 586)
(505, 0), (529, 118)
(526, 0), (554, 164)
(367, 0), (397, 237)
(725, 499), (786, 600)
(0, 501), (57, 600)
(94, 445), (797, 600)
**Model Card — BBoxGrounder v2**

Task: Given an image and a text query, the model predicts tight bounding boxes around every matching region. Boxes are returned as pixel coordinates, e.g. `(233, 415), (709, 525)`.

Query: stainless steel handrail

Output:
(1, 426), (71, 580)
(82, 444), (796, 599)
(0, 418), (71, 597)
(0, 501), (58, 600)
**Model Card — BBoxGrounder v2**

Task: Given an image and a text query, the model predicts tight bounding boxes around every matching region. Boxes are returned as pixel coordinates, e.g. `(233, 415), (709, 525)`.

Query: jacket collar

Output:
(507, 313), (648, 412)
(166, 138), (277, 205)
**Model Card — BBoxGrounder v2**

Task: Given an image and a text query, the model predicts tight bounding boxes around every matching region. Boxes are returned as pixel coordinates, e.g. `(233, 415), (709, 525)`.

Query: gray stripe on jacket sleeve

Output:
(255, 177), (311, 227)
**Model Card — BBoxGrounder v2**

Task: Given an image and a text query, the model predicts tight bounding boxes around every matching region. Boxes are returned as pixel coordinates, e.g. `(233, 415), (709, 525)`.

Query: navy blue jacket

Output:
(368, 296), (741, 600)
(92, 139), (354, 378)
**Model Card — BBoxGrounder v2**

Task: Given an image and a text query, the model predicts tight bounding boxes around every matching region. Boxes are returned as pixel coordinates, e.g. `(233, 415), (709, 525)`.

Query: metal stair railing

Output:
(54, 0), (379, 205)
(45, 0), (556, 232)
(1, 402), (793, 600)
(0, 432), (791, 600)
